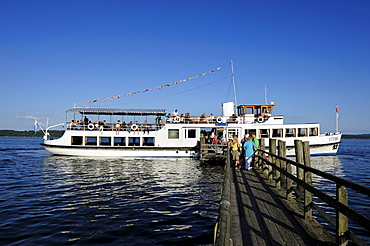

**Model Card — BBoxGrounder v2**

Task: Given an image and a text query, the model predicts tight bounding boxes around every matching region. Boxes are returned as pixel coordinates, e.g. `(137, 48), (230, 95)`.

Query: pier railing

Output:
(255, 139), (370, 246)
(214, 151), (232, 246)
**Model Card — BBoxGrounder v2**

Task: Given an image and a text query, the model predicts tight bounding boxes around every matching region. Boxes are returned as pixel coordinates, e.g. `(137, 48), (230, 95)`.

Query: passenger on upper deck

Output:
(185, 113), (190, 123)
(200, 113), (206, 122)
(76, 120), (82, 130)
(103, 120), (109, 128)
(166, 113), (172, 123)
(71, 120), (77, 130)
(127, 121), (133, 133)
(133, 121), (140, 134)
(121, 121), (126, 130)
(142, 120), (150, 134)
(155, 116), (162, 129)
(208, 113), (215, 123)
(84, 116), (89, 126)
(230, 114), (238, 122)
(172, 109), (178, 117)
(115, 120), (121, 134)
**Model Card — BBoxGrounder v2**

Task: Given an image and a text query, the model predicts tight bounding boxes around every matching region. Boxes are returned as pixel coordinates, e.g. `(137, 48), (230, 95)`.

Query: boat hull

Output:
(283, 142), (340, 156)
(42, 144), (199, 158)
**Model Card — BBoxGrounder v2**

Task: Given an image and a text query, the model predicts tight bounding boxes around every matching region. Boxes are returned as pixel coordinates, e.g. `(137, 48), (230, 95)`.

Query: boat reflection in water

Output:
(41, 156), (223, 245)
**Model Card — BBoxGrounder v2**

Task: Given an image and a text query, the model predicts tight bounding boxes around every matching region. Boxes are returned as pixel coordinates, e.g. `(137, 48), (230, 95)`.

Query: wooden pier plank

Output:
(231, 167), (318, 245)
(233, 169), (273, 245)
(250, 171), (308, 245)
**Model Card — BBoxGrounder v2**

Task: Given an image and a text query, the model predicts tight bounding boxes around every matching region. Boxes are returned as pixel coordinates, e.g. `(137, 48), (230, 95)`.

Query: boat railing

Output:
(165, 115), (243, 124)
(66, 115), (246, 130)
(66, 122), (165, 132)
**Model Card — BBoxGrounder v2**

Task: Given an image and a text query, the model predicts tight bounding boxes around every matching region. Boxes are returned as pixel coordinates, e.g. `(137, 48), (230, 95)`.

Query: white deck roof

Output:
(66, 108), (167, 116)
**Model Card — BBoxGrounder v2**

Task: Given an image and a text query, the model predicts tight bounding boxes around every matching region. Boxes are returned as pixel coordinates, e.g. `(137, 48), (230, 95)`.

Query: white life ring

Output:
(216, 117), (223, 123)
(87, 123), (94, 130)
(173, 116), (180, 123)
(131, 124), (138, 131)
(257, 116), (264, 123)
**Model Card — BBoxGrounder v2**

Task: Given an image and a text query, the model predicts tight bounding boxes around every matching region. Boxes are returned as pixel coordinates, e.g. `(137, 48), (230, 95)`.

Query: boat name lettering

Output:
(329, 137), (339, 142)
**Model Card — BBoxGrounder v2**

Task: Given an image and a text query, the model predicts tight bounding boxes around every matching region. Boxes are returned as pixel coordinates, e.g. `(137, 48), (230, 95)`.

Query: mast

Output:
(265, 84), (268, 104)
(231, 60), (237, 112)
(336, 105), (339, 133)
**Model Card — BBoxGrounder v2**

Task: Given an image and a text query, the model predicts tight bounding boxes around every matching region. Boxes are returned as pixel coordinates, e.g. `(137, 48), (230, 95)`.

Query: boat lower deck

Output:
(41, 143), (199, 157)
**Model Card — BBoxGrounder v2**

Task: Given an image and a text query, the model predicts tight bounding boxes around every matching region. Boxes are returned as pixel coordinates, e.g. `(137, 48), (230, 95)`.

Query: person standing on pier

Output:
(240, 134), (248, 166)
(232, 136), (241, 169)
(251, 134), (259, 167)
(243, 136), (257, 170)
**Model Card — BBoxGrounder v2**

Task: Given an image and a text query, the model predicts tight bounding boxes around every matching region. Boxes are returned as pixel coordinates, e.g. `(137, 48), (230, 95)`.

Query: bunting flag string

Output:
(86, 67), (221, 103)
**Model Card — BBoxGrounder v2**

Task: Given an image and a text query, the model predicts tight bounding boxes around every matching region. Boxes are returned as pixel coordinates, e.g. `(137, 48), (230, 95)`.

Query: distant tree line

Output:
(342, 134), (370, 139)
(0, 130), (64, 138)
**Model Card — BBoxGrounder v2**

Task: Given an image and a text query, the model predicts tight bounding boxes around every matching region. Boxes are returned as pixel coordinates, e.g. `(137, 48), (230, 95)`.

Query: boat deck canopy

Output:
(66, 107), (167, 116)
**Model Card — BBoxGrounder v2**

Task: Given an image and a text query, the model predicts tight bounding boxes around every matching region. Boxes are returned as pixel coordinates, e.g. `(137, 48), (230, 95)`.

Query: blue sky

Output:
(1, 0), (369, 134)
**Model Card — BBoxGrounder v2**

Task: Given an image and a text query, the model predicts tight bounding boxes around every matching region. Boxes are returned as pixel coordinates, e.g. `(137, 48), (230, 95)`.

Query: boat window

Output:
(309, 127), (318, 136)
(227, 129), (238, 139)
(71, 136), (83, 145)
(143, 137), (155, 146)
(262, 107), (270, 114)
(259, 129), (270, 138)
(100, 137), (111, 146)
(244, 129), (256, 137)
(86, 137), (97, 145)
(168, 129), (179, 139)
(272, 129), (282, 138)
(245, 107), (253, 114)
(298, 128), (308, 137)
(114, 137), (126, 146)
(285, 128), (296, 137)
(187, 129), (197, 138)
(128, 137), (140, 146)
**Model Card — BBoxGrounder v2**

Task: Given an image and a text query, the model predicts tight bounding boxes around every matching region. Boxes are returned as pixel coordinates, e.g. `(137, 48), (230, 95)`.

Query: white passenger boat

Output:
(41, 102), (342, 157)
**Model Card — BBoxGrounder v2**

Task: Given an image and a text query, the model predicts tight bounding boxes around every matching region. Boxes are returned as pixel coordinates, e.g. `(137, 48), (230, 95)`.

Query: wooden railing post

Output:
(259, 138), (265, 172)
(280, 141), (286, 188)
(303, 141), (312, 220)
(269, 139), (276, 181)
(276, 140), (285, 189)
(294, 140), (304, 192)
(286, 153), (292, 201)
(336, 183), (349, 246)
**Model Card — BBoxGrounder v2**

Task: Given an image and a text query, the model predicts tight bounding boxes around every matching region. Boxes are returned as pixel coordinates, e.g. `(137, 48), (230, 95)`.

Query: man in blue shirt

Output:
(243, 137), (257, 170)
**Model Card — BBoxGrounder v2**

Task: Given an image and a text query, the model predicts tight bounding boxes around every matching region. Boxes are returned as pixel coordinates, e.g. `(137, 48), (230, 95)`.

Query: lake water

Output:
(0, 137), (369, 245)
(309, 139), (370, 244)
(0, 137), (223, 245)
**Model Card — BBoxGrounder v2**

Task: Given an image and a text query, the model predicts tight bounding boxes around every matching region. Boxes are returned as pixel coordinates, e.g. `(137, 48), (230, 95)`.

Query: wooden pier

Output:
(214, 139), (370, 246)
(199, 138), (227, 164)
